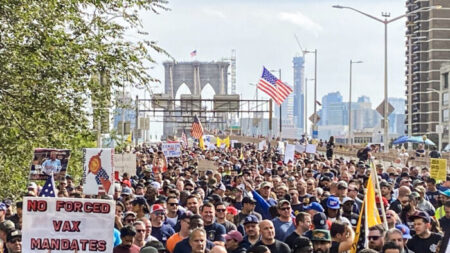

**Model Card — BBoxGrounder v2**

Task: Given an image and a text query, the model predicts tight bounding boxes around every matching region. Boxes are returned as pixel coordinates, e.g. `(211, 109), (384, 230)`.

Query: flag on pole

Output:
(39, 173), (56, 197)
(181, 129), (188, 148)
(257, 67), (293, 105)
(350, 173), (382, 253)
(190, 50), (197, 57)
(191, 115), (204, 139)
(126, 131), (133, 144)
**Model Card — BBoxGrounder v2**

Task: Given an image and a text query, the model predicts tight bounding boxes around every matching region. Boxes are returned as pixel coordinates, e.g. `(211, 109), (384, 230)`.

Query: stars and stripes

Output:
(95, 167), (110, 185)
(190, 50), (197, 57)
(257, 67), (293, 105)
(190, 115), (204, 139)
(39, 173), (56, 197)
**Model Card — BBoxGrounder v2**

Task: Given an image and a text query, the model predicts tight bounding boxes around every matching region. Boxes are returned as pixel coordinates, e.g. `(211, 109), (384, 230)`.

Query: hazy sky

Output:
(136, 0), (408, 135)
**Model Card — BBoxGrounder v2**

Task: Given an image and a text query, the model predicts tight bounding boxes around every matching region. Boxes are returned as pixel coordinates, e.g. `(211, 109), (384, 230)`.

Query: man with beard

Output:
(114, 226), (140, 253)
(248, 220), (290, 252)
(224, 230), (246, 253)
(186, 194), (200, 214)
(368, 224), (385, 252)
(311, 229), (332, 253)
(215, 202), (236, 233)
(285, 212), (311, 249)
(240, 215), (260, 250)
(385, 227), (412, 253)
(406, 211), (442, 253)
(233, 197), (261, 226)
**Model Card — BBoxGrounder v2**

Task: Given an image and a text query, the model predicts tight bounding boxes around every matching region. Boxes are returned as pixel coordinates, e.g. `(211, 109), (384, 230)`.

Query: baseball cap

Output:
(121, 187), (132, 196)
(124, 211), (137, 218)
(277, 199), (290, 209)
(380, 180), (391, 188)
(395, 224), (412, 239)
(342, 197), (355, 205)
(0, 203), (6, 212)
(226, 206), (238, 215)
(326, 196), (340, 209)
(179, 211), (194, 220)
(121, 180), (131, 188)
(409, 210), (431, 223)
(0, 220), (15, 232)
(313, 212), (328, 230)
(27, 182), (37, 190)
(132, 197), (148, 206)
(150, 204), (165, 214)
(304, 202), (325, 213)
(224, 230), (243, 243)
(144, 241), (165, 251)
(337, 181), (348, 189)
(292, 236), (313, 251)
(259, 182), (273, 189)
(311, 229), (331, 242)
(243, 215), (259, 225)
(6, 230), (21, 243)
(242, 197), (256, 204)
(140, 246), (158, 253)
(439, 189), (450, 197)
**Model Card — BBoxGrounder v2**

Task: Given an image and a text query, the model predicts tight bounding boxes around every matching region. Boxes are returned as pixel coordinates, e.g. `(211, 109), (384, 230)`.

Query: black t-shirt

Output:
(204, 222), (226, 242)
(330, 241), (340, 253)
(406, 232), (442, 253)
(389, 199), (402, 214)
(439, 217), (450, 231)
(249, 240), (291, 253)
(285, 231), (302, 249)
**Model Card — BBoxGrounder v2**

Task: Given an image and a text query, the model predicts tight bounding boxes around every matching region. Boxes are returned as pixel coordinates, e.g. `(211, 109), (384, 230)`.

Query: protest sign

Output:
(162, 142), (182, 158)
(277, 141), (285, 154)
(430, 158), (447, 181)
(258, 140), (266, 151)
(23, 197), (115, 253)
(82, 148), (114, 195)
(295, 144), (306, 153)
(197, 159), (217, 171)
(114, 153), (137, 176)
(30, 149), (71, 181)
(284, 144), (295, 164)
(305, 144), (317, 154)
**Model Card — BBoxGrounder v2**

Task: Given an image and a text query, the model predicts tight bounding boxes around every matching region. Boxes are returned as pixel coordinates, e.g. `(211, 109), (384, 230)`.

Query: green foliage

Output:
(0, 0), (169, 199)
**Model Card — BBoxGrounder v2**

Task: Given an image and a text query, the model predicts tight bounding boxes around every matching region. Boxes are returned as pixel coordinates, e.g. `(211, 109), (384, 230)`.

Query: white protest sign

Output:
(295, 144), (306, 153)
(82, 148), (114, 195)
(23, 197), (115, 253)
(114, 153), (136, 176)
(277, 141), (285, 154)
(162, 142), (182, 158)
(306, 144), (317, 154)
(258, 140), (266, 151)
(284, 144), (296, 164)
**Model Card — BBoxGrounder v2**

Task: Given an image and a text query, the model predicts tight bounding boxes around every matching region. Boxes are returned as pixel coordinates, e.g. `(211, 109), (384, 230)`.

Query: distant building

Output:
(293, 56), (305, 134)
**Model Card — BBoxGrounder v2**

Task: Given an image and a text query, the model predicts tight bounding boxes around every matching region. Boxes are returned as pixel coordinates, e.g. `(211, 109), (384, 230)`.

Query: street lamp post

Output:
(249, 83), (259, 135)
(333, 4), (441, 152)
(349, 60), (363, 145)
(304, 50), (318, 138)
(427, 88), (442, 151)
(304, 78), (315, 137)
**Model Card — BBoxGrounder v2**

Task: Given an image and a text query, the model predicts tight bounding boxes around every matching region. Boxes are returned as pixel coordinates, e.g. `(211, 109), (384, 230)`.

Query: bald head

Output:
(398, 186), (411, 197)
(259, 220), (275, 243)
(210, 245), (227, 253)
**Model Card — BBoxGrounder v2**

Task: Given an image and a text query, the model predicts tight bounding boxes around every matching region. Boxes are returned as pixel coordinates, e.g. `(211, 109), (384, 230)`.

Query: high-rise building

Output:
(293, 56), (305, 133)
(405, 0), (450, 145)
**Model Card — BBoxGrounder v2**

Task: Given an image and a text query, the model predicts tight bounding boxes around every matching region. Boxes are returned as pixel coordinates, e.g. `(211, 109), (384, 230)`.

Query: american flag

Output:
(257, 67), (293, 105)
(39, 173), (56, 197)
(190, 115), (204, 139)
(190, 50), (197, 57)
(181, 129), (188, 148)
(95, 167), (110, 185)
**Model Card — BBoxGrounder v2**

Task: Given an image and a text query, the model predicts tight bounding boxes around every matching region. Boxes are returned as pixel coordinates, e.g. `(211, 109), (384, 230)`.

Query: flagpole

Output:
(371, 160), (388, 229)
(363, 189), (369, 248)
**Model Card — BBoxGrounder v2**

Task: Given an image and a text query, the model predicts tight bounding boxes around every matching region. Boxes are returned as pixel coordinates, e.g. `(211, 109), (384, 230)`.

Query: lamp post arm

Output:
(341, 6), (385, 23)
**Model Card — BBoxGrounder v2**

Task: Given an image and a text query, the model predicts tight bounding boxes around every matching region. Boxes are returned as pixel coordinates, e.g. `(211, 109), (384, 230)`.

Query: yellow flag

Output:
(239, 147), (244, 159)
(224, 136), (230, 148)
(199, 135), (205, 150)
(366, 174), (382, 226)
(216, 137), (222, 147)
(126, 131), (132, 144)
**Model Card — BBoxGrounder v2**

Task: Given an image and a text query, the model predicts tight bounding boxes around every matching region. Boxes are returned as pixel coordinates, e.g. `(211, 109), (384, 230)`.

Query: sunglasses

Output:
(368, 236), (380, 241)
(9, 238), (21, 243)
(279, 207), (291, 211)
(154, 212), (165, 216)
(136, 229), (146, 233)
(125, 219), (135, 223)
(168, 203), (178, 207)
(216, 209), (226, 213)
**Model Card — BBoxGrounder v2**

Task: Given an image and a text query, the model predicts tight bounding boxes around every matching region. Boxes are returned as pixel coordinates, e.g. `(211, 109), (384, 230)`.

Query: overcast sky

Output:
(136, 0), (407, 133)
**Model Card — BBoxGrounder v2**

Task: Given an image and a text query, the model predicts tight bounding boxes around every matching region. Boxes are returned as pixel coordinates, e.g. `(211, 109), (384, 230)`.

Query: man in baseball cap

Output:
(406, 211), (442, 253)
(311, 229), (331, 253)
(240, 215), (260, 250)
(224, 230), (245, 253)
(6, 230), (21, 253)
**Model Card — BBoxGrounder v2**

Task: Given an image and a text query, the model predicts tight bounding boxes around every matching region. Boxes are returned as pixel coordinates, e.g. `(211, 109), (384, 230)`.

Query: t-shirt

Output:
(204, 222), (226, 242)
(219, 220), (237, 233)
(234, 211), (262, 226)
(151, 224), (175, 245)
(426, 190), (440, 208)
(166, 232), (184, 253)
(406, 233), (442, 253)
(113, 244), (140, 253)
(330, 241), (340, 253)
(172, 237), (215, 253)
(439, 216), (450, 232)
(272, 217), (296, 241)
(285, 231), (304, 249)
(248, 240), (291, 253)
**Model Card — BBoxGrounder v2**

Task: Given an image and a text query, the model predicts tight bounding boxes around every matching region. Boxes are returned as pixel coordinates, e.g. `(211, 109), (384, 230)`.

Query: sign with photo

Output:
(29, 149), (71, 181)
(162, 142), (182, 158)
(82, 148), (114, 196)
(22, 197), (115, 252)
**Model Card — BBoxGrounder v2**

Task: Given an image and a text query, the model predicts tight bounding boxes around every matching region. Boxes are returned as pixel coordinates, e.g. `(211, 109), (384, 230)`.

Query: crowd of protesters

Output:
(1, 139), (450, 253)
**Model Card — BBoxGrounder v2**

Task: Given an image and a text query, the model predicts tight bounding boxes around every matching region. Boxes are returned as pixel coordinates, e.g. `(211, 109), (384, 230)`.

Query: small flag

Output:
(39, 174), (56, 197)
(257, 67), (293, 105)
(190, 115), (204, 139)
(316, 100), (322, 106)
(126, 131), (133, 144)
(199, 136), (205, 150)
(190, 50), (197, 57)
(181, 129), (188, 149)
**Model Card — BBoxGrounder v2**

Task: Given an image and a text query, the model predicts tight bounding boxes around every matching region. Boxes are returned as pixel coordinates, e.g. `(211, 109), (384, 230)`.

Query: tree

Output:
(0, 0), (169, 199)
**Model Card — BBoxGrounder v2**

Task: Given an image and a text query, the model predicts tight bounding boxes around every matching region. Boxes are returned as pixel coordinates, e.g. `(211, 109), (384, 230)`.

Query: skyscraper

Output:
(293, 56), (305, 133)
(405, 0), (450, 145)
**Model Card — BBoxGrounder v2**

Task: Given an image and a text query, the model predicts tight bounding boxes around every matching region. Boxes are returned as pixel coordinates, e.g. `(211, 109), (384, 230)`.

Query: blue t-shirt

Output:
(204, 222), (226, 242)
(151, 224), (175, 245)
(113, 228), (121, 247)
(271, 217), (296, 241)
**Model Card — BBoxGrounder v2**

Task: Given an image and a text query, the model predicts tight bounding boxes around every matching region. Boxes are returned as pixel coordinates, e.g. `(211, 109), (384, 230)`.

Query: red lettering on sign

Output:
(53, 220), (62, 231)
(27, 200), (47, 212)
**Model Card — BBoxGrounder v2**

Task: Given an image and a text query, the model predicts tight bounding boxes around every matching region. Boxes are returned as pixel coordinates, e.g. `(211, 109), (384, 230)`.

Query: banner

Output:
(23, 197), (115, 253)
(30, 149), (71, 181)
(295, 144), (306, 153)
(258, 140), (266, 151)
(197, 160), (217, 171)
(305, 144), (317, 154)
(162, 142), (182, 158)
(277, 141), (285, 154)
(430, 158), (447, 181)
(114, 153), (137, 176)
(82, 148), (114, 195)
(284, 144), (295, 164)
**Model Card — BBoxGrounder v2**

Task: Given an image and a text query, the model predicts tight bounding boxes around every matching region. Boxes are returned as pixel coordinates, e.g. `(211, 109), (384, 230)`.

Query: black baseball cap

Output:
(242, 197), (256, 204)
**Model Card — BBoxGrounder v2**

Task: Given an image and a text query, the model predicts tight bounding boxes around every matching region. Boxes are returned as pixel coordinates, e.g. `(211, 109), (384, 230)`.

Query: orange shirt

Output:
(166, 232), (184, 253)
